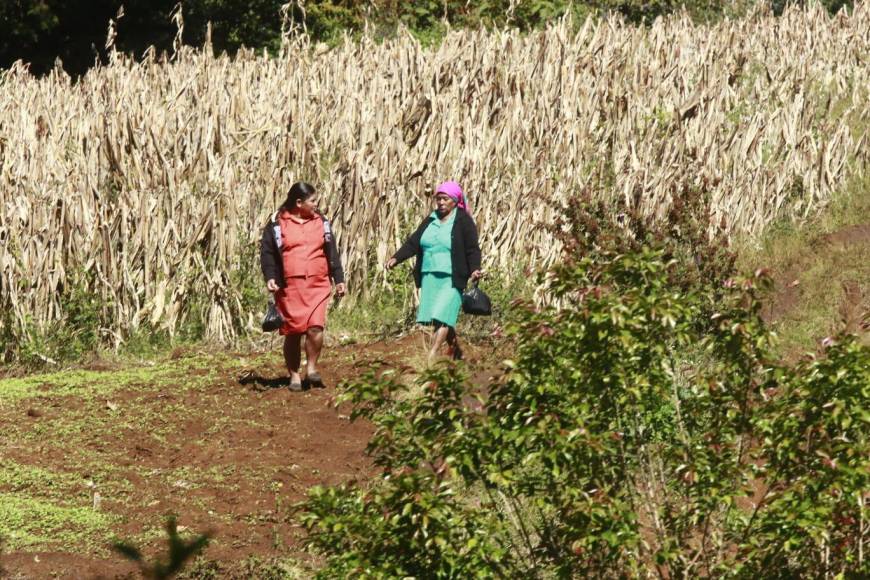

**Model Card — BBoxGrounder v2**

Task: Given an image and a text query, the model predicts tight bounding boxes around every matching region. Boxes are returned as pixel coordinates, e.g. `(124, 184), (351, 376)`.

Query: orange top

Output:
(278, 210), (329, 280)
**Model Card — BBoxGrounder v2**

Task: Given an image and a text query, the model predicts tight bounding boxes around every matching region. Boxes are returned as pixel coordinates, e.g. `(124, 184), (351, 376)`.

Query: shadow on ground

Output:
(238, 372), (289, 391)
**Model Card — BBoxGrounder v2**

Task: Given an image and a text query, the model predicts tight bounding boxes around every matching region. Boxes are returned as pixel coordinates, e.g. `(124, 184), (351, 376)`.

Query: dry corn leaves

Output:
(0, 4), (867, 343)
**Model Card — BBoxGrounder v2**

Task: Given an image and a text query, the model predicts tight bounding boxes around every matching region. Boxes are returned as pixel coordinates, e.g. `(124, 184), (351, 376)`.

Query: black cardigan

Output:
(392, 209), (481, 290)
(260, 212), (345, 287)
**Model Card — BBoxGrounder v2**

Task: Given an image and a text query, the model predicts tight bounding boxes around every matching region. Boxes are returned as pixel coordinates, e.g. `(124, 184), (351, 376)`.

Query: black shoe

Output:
(306, 372), (325, 389)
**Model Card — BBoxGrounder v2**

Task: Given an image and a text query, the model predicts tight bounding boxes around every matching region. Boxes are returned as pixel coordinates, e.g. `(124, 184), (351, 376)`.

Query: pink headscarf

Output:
(435, 181), (469, 213)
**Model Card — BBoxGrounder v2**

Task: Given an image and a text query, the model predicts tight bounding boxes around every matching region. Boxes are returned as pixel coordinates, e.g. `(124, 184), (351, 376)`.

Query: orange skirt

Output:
(275, 275), (332, 335)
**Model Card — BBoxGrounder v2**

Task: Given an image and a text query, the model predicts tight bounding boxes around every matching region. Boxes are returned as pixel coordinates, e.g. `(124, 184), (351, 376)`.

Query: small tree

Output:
(300, 193), (868, 577)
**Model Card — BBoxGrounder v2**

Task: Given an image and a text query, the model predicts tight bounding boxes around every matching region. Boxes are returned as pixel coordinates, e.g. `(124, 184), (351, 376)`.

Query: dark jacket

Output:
(260, 211), (345, 287)
(392, 208), (481, 290)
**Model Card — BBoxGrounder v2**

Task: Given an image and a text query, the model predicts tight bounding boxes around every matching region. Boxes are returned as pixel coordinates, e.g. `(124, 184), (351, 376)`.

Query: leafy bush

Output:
(303, 470), (513, 578)
(740, 339), (869, 575)
(551, 184), (736, 304)
(5, 1), (856, 76)
(299, 199), (869, 576)
(4, 268), (108, 367)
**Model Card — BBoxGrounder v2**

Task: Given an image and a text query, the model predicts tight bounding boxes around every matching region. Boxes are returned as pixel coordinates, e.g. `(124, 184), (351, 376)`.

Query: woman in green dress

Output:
(386, 181), (482, 361)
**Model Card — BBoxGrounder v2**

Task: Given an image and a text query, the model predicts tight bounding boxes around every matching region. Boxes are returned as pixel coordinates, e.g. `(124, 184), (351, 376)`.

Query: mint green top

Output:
(420, 209), (456, 274)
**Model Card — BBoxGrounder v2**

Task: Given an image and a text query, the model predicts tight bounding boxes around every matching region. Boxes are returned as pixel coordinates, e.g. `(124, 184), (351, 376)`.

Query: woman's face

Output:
(296, 194), (318, 218)
(434, 193), (456, 215)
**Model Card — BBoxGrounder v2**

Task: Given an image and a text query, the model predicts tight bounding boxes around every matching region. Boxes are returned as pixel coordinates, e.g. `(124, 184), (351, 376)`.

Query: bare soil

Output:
(0, 333), (501, 579)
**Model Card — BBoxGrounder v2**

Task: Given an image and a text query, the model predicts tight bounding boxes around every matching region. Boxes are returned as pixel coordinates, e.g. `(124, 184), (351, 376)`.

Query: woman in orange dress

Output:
(260, 182), (346, 391)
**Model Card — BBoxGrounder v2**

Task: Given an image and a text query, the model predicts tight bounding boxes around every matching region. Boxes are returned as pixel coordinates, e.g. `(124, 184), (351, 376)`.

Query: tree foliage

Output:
(0, 0), (857, 75)
(300, 194), (869, 577)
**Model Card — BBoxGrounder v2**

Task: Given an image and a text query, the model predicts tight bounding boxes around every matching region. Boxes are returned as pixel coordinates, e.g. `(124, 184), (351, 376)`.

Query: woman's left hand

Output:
(470, 270), (483, 281)
(335, 283), (347, 297)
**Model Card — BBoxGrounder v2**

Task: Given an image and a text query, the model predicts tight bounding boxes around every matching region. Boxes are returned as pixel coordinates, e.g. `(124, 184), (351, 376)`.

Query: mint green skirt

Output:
(417, 272), (462, 328)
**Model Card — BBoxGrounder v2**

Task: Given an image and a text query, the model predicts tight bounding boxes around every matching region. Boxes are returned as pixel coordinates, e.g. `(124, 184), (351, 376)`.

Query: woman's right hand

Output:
(266, 279), (279, 293)
(385, 257), (397, 270)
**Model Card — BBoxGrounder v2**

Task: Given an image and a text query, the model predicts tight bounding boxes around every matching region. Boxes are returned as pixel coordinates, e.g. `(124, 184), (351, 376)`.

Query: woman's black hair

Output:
(281, 181), (316, 210)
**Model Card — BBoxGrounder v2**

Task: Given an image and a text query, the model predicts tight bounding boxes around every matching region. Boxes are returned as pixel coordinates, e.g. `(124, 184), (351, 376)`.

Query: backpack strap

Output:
(270, 212), (282, 249)
(322, 217), (333, 243)
(273, 212), (333, 250)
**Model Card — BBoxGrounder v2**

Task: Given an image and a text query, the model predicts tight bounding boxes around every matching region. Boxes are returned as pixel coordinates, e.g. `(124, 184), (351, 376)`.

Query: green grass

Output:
(0, 460), (135, 502)
(0, 456), (269, 558)
(158, 464), (263, 494)
(328, 262), (418, 341)
(0, 494), (119, 553)
(0, 367), (157, 403)
(0, 353), (232, 405)
(0, 351), (270, 560)
(738, 170), (870, 356)
(0, 461), (84, 497)
(3, 377), (236, 455)
(178, 555), (313, 579)
(0, 347), (256, 404)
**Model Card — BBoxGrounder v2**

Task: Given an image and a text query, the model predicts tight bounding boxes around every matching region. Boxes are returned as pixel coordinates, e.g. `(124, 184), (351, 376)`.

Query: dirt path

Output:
(0, 333), (499, 578)
(761, 221), (869, 357)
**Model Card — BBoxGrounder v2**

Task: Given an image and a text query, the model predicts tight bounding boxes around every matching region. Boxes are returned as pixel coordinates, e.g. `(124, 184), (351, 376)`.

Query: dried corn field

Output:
(0, 4), (868, 350)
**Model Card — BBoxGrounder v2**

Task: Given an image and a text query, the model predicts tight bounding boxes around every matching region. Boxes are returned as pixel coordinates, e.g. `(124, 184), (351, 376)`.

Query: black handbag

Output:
(462, 281), (492, 316)
(261, 298), (285, 332)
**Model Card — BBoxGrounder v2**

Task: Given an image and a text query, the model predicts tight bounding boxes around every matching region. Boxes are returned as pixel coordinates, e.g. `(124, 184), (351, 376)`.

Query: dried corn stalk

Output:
(0, 3), (867, 346)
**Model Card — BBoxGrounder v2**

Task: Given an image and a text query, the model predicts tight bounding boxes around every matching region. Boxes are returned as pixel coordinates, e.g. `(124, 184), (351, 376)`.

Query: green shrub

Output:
(299, 209), (868, 576)
(740, 338), (869, 575)
(5, 268), (107, 367)
(551, 184), (736, 306)
(303, 471), (513, 578)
